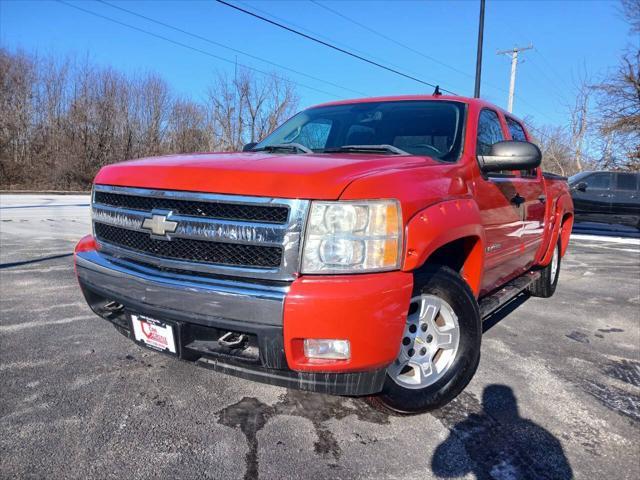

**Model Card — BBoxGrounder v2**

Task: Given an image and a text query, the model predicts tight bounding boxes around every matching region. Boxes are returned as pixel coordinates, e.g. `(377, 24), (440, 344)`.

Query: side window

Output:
(507, 117), (537, 178)
(584, 173), (612, 190)
(506, 117), (527, 141)
(616, 173), (638, 191)
(477, 109), (512, 176)
(476, 109), (505, 156)
(286, 119), (332, 150)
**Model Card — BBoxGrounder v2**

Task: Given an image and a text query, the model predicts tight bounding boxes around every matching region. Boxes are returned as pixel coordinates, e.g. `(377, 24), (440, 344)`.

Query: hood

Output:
(94, 152), (436, 199)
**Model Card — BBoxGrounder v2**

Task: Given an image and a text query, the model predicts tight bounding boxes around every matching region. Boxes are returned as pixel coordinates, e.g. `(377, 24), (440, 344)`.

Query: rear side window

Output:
(584, 173), (612, 189)
(616, 173), (638, 190)
(506, 117), (537, 178)
(506, 117), (527, 141)
(477, 109), (505, 156)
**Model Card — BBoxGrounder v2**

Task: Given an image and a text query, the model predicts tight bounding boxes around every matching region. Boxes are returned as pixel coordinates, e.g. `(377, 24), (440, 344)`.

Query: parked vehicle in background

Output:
(569, 171), (640, 230)
(74, 95), (574, 413)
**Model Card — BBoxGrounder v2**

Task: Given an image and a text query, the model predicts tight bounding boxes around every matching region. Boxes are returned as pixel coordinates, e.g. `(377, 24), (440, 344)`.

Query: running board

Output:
(479, 271), (540, 319)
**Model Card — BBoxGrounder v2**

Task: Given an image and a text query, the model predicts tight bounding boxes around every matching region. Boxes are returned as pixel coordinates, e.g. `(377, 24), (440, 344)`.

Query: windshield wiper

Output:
(323, 144), (410, 155)
(253, 143), (313, 154)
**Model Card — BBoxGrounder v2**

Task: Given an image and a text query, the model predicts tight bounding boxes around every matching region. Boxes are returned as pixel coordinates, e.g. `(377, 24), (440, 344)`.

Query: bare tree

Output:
(207, 68), (298, 151)
(0, 49), (35, 184)
(621, 0), (640, 33)
(594, 50), (640, 170)
(168, 99), (208, 153)
(529, 126), (575, 177)
(0, 49), (301, 190)
(568, 70), (593, 173)
(591, 0), (640, 171)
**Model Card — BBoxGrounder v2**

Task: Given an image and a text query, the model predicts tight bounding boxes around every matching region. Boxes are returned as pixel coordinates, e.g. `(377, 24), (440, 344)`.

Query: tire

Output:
(527, 239), (561, 298)
(370, 265), (482, 414)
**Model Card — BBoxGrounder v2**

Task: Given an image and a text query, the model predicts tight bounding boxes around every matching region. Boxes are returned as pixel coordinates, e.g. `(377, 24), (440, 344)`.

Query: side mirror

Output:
(242, 142), (258, 152)
(573, 182), (587, 192)
(477, 140), (542, 173)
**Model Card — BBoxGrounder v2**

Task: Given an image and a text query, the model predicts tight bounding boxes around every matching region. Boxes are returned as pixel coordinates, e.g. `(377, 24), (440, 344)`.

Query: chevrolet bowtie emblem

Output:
(142, 214), (178, 237)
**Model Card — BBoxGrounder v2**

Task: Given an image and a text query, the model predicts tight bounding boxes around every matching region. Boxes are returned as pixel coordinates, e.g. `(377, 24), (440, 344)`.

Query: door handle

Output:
(511, 194), (525, 206)
(598, 193), (612, 197)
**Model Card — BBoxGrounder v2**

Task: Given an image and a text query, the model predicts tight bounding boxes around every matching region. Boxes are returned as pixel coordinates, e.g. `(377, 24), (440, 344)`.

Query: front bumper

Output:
(75, 240), (413, 396)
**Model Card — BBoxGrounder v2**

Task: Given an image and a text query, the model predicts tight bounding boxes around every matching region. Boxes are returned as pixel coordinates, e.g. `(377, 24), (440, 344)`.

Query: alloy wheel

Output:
(388, 294), (461, 389)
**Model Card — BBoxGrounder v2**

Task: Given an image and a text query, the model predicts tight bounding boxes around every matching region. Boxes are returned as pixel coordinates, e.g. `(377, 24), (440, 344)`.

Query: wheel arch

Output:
(403, 199), (485, 297)
(540, 193), (574, 265)
(560, 212), (574, 257)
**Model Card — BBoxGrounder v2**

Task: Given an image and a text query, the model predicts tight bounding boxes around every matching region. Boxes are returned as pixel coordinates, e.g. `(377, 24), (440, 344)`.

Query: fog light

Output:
(303, 339), (351, 360)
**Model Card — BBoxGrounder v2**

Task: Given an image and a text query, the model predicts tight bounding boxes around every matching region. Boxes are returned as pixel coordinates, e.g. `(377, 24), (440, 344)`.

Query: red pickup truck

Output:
(74, 95), (573, 413)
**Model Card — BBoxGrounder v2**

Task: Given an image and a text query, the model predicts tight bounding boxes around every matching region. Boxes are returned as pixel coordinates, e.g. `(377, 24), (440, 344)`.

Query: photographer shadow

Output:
(431, 384), (573, 479)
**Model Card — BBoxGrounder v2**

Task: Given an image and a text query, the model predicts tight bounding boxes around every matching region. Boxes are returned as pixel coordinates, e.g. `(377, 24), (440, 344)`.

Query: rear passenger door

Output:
(505, 117), (545, 265)
(612, 172), (640, 228)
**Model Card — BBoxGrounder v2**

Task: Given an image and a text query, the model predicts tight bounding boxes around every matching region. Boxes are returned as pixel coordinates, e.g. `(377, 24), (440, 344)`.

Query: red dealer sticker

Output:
(131, 314), (177, 354)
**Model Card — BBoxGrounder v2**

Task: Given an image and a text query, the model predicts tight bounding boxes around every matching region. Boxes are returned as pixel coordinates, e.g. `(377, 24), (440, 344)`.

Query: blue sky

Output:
(0, 0), (632, 127)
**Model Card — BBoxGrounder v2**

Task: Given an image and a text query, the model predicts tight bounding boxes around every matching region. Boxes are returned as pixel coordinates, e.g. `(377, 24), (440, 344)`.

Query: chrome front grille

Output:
(92, 185), (310, 281)
(94, 190), (289, 224)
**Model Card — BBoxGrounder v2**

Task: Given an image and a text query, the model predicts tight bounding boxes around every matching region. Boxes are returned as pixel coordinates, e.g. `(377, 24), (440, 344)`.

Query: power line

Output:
(309, 0), (473, 81)
(306, 0), (555, 111)
(525, 54), (574, 106)
(237, 0), (410, 72)
(534, 48), (575, 95)
(55, 0), (344, 99)
(96, 0), (369, 97)
(215, 0), (457, 95)
(235, 0), (461, 94)
(221, 0), (567, 127)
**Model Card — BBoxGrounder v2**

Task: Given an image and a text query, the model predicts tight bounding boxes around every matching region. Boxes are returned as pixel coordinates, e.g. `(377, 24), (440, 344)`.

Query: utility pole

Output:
(497, 44), (533, 112)
(474, 0), (485, 98)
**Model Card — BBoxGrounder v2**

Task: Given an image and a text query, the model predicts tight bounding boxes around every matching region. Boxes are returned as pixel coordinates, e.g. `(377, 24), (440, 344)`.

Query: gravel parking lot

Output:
(1, 194), (639, 480)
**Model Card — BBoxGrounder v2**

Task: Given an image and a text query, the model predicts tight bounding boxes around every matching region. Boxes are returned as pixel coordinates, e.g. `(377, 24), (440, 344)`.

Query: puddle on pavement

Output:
(217, 390), (390, 480)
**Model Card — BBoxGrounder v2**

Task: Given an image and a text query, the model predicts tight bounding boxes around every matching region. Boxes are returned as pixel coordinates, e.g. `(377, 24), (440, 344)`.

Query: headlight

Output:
(301, 200), (402, 273)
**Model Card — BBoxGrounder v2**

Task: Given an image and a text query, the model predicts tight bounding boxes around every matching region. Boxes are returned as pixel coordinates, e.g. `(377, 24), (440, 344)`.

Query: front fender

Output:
(402, 199), (485, 295)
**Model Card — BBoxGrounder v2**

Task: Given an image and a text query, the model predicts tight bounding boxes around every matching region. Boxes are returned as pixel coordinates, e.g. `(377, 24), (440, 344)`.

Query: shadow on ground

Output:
(431, 384), (573, 479)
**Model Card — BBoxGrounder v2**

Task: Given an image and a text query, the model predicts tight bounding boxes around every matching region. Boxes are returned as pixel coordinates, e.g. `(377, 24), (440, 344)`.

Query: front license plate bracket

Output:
(130, 313), (179, 356)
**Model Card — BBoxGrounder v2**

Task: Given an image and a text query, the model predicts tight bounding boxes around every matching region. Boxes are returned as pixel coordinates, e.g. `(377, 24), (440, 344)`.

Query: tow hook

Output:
(104, 301), (124, 312)
(218, 331), (247, 349)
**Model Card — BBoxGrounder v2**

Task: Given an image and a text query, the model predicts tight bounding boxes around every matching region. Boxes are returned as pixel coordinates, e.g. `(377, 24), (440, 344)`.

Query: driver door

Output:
(473, 109), (524, 295)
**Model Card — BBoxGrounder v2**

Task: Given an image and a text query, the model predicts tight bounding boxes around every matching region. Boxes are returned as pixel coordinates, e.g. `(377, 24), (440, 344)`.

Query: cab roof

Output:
(309, 95), (516, 120)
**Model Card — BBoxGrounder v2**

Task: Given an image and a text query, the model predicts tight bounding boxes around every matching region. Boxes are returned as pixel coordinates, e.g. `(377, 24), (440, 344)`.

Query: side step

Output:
(479, 271), (540, 319)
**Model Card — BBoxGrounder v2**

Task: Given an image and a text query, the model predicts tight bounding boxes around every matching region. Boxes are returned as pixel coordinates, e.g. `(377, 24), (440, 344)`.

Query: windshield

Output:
(253, 100), (466, 161)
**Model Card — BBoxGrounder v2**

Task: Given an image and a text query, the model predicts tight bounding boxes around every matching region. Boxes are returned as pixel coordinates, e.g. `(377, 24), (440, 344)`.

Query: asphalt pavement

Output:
(1, 194), (639, 480)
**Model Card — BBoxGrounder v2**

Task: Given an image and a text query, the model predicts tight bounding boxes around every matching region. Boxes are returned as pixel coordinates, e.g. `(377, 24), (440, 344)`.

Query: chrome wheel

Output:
(388, 294), (460, 389)
(550, 243), (559, 283)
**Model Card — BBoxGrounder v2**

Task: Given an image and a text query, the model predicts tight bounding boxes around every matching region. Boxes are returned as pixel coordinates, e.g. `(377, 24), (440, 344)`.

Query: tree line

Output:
(0, 48), (298, 190)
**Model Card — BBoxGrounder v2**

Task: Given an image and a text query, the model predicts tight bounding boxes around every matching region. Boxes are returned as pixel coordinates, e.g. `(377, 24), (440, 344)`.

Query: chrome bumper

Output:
(75, 250), (288, 326)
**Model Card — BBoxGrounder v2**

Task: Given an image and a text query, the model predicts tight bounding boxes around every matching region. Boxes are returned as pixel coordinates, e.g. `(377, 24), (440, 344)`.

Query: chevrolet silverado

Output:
(74, 95), (574, 413)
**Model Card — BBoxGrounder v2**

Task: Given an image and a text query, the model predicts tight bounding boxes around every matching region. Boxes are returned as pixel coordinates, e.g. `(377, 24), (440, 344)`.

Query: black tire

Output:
(527, 239), (561, 298)
(370, 265), (482, 414)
